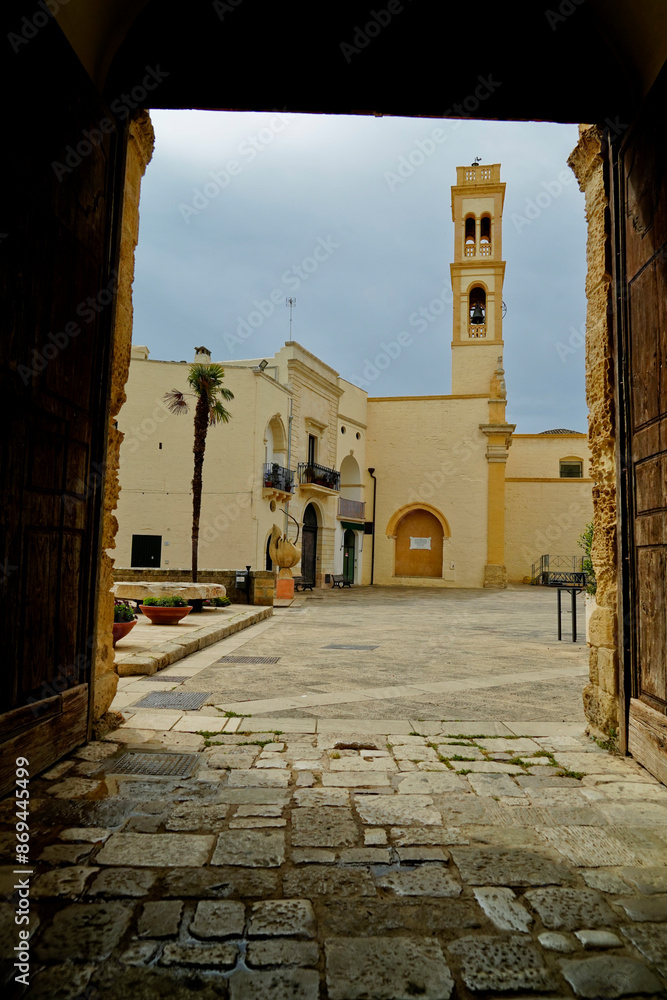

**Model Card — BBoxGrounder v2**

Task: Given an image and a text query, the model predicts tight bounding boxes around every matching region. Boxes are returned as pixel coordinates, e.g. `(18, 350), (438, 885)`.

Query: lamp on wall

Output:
(258, 359), (269, 370)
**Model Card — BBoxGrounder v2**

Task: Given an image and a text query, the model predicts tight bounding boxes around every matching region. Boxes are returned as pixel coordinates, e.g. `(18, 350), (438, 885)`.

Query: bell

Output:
(470, 304), (485, 324)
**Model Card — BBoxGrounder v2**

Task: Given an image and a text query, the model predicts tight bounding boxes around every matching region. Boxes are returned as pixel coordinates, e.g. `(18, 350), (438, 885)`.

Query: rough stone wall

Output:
(93, 111), (155, 722)
(568, 126), (619, 737)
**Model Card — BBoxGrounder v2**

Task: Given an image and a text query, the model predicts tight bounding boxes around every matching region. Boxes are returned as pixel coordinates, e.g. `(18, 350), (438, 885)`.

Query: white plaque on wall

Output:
(410, 536), (431, 550)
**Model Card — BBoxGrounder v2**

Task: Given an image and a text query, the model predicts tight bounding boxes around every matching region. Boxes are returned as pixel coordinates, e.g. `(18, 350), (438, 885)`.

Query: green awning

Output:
(341, 521), (365, 531)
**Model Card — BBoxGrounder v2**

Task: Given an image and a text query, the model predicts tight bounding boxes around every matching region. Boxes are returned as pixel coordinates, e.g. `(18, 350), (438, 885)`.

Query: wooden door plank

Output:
(628, 698), (667, 786)
(0, 685), (88, 797)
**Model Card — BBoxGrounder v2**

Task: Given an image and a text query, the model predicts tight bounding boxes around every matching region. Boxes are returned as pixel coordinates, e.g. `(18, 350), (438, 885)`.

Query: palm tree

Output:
(164, 362), (234, 582)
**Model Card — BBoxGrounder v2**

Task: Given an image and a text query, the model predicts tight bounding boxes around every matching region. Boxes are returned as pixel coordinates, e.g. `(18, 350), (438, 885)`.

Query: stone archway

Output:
(394, 508), (445, 578)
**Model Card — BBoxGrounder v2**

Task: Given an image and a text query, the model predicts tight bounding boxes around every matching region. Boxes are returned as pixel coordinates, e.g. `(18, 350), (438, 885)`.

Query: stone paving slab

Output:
(5, 589), (667, 997)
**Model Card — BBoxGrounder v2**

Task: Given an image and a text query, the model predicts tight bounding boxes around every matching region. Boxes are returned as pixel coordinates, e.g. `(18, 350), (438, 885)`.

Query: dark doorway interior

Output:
(131, 534), (162, 568)
(302, 504), (318, 584)
(343, 529), (355, 584)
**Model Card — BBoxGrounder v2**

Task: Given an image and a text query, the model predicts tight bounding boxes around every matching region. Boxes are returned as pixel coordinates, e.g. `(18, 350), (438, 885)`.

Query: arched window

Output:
(464, 215), (476, 256)
(480, 215), (491, 255)
(469, 287), (486, 323)
(560, 457), (584, 478)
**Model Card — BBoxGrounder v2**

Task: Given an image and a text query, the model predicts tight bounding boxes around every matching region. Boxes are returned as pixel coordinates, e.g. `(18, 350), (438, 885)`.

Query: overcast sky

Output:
(133, 110), (588, 434)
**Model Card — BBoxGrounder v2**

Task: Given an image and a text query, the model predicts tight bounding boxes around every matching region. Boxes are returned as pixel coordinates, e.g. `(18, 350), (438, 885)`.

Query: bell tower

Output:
(450, 162), (506, 394)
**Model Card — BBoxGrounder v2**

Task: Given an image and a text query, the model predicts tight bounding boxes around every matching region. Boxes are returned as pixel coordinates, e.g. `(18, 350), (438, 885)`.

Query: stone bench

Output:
(113, 581), (227, 613)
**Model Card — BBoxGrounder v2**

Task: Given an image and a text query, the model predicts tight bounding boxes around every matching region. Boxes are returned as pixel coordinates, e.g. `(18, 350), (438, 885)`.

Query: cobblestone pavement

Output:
(2, 588), (666, 998)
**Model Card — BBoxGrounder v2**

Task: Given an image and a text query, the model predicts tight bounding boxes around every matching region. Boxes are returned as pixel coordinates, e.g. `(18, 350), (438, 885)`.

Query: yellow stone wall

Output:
(365, 395), (490, 588)
(568, 126), (619, 737)
(504, 433), (594, 583)
(94, 111), (154, 722)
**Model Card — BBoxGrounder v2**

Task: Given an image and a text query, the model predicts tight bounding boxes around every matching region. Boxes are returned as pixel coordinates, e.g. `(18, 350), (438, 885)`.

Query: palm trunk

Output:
(191, 397), (209, 583)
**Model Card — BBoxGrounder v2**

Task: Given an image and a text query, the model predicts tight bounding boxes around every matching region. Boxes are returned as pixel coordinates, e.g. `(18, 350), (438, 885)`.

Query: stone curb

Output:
(116, 607), (273, 676)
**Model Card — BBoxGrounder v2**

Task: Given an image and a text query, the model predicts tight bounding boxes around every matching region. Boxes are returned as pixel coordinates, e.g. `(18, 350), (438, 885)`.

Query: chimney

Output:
(194, 345), (212, 363)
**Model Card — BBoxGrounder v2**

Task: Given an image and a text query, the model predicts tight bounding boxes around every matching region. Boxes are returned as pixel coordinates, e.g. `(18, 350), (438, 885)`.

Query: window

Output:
(560, 460), (583, 478)
(131, 534), (162, 567)
(480, 215), (491, 255)
(469, 286), (486, 323)
(464, 215), (476, 256)
(308, 434), (317, 465)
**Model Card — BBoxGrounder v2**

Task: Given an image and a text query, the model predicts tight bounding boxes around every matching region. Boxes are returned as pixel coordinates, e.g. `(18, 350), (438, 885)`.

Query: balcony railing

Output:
(297, 462), (340, 491)
(469, 324), (487, 339)
(263, 462), (294, 493)
(531, 554), (586, 587)
(338, 497), (365, 520)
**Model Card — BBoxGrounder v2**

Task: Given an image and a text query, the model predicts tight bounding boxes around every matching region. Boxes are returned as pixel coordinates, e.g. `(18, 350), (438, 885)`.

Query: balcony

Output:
(262, 462), (294, 500)
(297, 462), (340, 493)
(338, 497), (365, 521)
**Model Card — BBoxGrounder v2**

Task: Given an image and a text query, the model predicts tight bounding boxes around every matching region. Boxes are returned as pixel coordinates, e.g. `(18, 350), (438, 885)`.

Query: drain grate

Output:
(151, 675), (190, 683)
(216, 655), (280, 664)
(323, 644), (379, 650)
(107, 752), (199, 777)
(133, 691), (211, 710)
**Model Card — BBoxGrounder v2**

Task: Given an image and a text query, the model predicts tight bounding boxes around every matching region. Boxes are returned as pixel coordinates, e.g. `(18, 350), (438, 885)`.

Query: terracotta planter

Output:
(139, 604), (193, 625)
(112, 618), (137, 648)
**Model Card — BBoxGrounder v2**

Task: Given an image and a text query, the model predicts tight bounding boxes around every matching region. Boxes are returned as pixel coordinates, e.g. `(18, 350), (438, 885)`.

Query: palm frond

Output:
(209, 400), (232, 425)
(164, 389), (190, 415)
(188, 363), (226, 394)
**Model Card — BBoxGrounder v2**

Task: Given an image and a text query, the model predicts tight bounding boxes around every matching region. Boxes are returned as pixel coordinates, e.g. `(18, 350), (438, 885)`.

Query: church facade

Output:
(113, 163), (593, 588)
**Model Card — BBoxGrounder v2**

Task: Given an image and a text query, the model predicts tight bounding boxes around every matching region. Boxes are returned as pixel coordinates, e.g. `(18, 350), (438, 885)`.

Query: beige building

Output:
(114, 163), (593, 588)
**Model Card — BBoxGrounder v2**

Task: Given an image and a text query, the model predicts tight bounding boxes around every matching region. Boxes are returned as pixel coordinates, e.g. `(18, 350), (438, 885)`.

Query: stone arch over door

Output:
(388, 504), (450, 579)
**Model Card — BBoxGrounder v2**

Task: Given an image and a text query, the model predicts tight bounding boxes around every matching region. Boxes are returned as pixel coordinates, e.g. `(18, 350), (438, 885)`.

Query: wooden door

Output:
(611, 70), (667, 783)
(302, 505), (318, 583)
(0, 19), (127, 793)
(343, 530), (355, 583)
(395, 510), (444, 578)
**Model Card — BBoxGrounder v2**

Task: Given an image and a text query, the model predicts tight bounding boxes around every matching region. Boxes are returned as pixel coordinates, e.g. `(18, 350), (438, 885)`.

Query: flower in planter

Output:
(205, 596), (231, 607)
(114, 602), (137, 623)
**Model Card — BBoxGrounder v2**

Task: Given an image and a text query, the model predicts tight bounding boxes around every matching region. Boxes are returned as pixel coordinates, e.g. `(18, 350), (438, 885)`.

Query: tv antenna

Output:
(286, 297), (296, 342)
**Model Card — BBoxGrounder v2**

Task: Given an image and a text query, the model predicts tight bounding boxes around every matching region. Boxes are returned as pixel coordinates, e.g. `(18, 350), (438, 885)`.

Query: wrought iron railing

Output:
(531, 554), (586, 586)
(338, 497), (365, 520)
(297, 462), (340, 491)
(263, 462), (294, 493)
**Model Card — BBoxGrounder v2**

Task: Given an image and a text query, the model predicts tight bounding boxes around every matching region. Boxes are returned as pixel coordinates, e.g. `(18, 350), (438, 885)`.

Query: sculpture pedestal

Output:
(276, 577), (295, 600)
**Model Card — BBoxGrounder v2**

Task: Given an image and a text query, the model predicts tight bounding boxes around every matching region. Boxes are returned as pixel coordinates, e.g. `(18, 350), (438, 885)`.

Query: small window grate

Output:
(107, 752), (199, 777)
(216, 655), (280, 664)
(133, 692), (211, 710)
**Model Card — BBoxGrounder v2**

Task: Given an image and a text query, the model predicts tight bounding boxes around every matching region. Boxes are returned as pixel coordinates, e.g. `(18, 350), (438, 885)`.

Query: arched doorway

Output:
(302, 504), (318, 584)
(343, 528), (355, 584)
(395, 509), (444, 578)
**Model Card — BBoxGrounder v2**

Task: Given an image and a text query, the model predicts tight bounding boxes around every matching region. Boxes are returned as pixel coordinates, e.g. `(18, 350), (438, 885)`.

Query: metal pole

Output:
(285, 396), (293, 538)
(571, 588), (577, 642)
(368, 468), (377, 585)
(557, 588), (562, 641)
